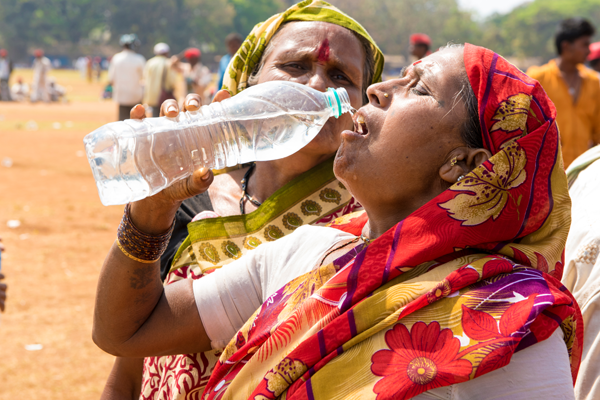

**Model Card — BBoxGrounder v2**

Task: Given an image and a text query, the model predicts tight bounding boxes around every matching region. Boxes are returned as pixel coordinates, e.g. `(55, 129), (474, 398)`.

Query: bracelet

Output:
(116, 203), (174, 263)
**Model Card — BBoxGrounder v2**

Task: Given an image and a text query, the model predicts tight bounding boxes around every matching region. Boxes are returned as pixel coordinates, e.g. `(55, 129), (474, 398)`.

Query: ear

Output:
(439, 147), (493, 185)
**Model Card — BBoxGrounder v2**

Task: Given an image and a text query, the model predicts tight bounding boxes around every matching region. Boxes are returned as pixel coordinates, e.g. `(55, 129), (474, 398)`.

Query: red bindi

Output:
(412, 60), (422, 66)
(316, 39), (330, 63)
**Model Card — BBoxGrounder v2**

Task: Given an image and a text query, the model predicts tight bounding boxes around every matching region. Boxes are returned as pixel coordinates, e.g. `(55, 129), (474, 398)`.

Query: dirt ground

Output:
(0, 69), (134, 399)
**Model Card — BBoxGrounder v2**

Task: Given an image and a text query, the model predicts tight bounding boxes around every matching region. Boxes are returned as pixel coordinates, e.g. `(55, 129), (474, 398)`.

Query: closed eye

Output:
(411, 84), (428, 96)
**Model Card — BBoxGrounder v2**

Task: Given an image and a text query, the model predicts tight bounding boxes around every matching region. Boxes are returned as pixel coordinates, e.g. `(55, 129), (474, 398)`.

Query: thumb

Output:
(186, 167), (214, 197)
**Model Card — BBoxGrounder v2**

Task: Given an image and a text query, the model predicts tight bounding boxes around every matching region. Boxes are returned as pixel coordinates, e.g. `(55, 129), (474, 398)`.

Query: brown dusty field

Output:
(0, 69), (139, 399)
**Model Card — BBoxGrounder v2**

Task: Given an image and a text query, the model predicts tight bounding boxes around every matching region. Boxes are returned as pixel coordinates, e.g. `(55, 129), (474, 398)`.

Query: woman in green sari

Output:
(100, 1), (383, 399)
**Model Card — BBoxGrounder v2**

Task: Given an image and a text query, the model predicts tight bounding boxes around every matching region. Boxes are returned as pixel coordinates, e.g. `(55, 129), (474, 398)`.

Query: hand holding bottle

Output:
(125, 93), (231, 234)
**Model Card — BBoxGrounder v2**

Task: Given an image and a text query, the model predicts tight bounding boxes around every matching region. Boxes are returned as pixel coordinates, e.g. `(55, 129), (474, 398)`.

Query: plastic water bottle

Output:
(84, 81), (351, 206)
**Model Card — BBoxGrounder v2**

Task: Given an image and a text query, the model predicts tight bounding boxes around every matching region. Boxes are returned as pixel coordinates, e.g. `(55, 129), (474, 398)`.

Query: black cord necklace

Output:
(239, 163), (262, 215)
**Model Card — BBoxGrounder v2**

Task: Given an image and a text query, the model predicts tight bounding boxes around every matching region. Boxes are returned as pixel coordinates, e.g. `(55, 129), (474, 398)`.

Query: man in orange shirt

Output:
(527, 18), (600, 166)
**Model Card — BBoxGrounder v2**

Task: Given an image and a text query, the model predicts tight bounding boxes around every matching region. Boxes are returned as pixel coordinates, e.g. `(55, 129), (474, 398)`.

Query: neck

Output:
(250, 151), (334, 202)
(362, 208), (409, 240)
(556, 57), (579, 74)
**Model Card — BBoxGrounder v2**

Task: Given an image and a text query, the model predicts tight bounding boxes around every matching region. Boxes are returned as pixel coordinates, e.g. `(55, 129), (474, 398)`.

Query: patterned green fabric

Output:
(222, 0), (384, 95)
(566, 145), (600, 188)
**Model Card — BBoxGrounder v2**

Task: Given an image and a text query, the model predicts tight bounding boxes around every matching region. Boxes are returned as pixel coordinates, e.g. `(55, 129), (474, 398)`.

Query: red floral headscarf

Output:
(202, 44), (582, 400)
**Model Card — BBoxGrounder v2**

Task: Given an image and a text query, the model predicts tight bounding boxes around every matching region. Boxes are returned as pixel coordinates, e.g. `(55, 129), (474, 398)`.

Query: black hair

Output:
(460, 79), (483, 149)
(555, 18), (595, 55)
(439, 44), (483, 149)
(226, 32), (243, 44)
(247, 21), (376, 104)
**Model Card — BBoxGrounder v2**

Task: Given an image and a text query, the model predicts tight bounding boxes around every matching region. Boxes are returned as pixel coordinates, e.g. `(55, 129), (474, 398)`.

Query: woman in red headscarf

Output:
(94, 44), (581, 399)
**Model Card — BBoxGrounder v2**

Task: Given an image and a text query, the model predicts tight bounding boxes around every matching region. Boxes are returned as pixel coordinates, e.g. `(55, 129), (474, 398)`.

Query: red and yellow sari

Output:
(201, 44), (583, 399)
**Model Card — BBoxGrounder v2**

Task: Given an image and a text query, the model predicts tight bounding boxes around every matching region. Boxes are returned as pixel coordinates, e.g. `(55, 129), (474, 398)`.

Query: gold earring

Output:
(383, 93), (389, 98)
(450, 157), (457, 167)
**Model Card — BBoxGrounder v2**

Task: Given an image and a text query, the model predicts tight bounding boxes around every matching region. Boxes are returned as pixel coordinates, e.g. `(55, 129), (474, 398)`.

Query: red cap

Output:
(588, 42), (600, 61)
(0, 49), (7, 57)
(410, 33), (432, 47)
(34, 49), (44, 57)
(184, 48), (201, 59)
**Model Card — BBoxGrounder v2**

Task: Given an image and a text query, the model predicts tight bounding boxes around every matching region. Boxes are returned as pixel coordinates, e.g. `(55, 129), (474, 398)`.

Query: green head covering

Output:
(222, 0), (384, 95)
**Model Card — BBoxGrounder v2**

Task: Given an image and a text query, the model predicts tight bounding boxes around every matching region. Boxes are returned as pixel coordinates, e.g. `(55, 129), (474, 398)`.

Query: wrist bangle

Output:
(116, 203), (174, 263)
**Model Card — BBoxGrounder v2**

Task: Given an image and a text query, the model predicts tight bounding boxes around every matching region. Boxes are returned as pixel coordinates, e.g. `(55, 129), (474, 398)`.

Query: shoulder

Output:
(526, 62), (553, 80)
(581, 66), (600, 82)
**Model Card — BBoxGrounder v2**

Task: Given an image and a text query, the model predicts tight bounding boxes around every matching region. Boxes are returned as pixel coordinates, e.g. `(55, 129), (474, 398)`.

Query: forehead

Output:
(413, 49), (465, 90)
(267, 21), (365, 69)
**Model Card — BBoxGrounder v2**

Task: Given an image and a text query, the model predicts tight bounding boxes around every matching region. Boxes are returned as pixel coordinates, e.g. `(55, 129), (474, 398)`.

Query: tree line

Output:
(1, 0), (599, 64)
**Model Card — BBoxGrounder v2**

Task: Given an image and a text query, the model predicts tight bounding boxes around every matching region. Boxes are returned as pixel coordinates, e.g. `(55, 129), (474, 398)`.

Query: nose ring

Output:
(383, 93), (388, 98)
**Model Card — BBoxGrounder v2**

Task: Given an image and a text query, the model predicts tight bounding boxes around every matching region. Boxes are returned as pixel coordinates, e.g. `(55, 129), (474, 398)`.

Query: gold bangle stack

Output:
(116, 204), (174, 263)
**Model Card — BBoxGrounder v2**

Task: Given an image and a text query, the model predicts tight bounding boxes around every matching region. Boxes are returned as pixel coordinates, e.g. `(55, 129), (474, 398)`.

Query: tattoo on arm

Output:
(129, 267), (155, 289)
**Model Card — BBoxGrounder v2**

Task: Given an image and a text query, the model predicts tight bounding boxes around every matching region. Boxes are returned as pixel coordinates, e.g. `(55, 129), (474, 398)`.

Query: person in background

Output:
(86, 56), (93, 83)
(587, 42), (600, 73)
(0, 236), (6, 314)
(108, 34), (146, 121)
(527, 18), (600, 166)
(0, 49), (14, 101)
(216, 32), (243, 91)
(47, 77), (66, 102)
(11, 76), (29, 101)
(31, 49), (51, 103)
(170, 47), (212, 104)
(409, 33), (431, 61)
(143, 42), (177, 118)
(93, 56), (103, 81)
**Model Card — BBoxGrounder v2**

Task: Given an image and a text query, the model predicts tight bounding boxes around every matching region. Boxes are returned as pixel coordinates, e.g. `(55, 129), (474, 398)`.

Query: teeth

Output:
(356, 122), (363, 134)
(357, 114), (365, 124)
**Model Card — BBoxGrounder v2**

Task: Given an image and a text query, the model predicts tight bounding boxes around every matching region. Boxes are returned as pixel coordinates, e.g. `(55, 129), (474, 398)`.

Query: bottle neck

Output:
(325, 87), (352, 118)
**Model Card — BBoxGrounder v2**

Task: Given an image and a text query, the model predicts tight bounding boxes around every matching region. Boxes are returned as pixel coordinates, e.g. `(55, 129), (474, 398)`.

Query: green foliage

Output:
(480, 0), (600, 60)
(1, 0), (600, 64)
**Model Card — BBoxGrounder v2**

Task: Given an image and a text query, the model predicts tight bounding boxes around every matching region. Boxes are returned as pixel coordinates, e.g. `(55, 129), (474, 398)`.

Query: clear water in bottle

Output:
(84, 81), (351, 206)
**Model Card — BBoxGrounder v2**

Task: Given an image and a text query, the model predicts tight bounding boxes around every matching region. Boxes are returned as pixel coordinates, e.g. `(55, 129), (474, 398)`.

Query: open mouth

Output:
(353, 113), (369, 135)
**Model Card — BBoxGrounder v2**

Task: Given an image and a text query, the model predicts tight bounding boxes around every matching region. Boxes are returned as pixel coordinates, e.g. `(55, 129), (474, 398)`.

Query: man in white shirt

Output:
(108, 34), (146, 121)
(31, 49), (51, 103)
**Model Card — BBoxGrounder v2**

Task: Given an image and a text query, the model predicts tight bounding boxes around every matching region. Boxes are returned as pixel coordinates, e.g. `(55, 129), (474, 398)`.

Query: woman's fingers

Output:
(130, 104), (146, 120)
(160, 99), (179, 118)
(212, 89), (232, 103)
(183, 94), (202, 112)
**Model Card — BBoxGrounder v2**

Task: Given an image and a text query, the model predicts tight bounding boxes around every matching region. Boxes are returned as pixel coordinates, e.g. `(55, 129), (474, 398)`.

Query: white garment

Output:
(193, 225), (575, 399)
(108, 49), (145, 105)
(0, 58), (9, 79)
(563, 157), (600, 400)
(10, 83), (29, 101)
(31, 57), (51, 102)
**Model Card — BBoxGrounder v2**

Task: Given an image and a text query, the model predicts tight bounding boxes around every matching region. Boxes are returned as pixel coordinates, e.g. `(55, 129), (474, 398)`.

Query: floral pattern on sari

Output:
(200, 44), (582, 400)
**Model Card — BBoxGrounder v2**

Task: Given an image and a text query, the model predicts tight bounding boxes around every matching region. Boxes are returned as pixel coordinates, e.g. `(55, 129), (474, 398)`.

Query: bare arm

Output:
(93, 95), (229, 358)
(101, 357), (144, 400)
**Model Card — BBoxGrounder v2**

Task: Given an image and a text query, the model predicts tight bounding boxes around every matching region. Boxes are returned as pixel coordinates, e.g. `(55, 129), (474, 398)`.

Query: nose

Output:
(367, 82), (391, 108)
(306, 69), (328, 93)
